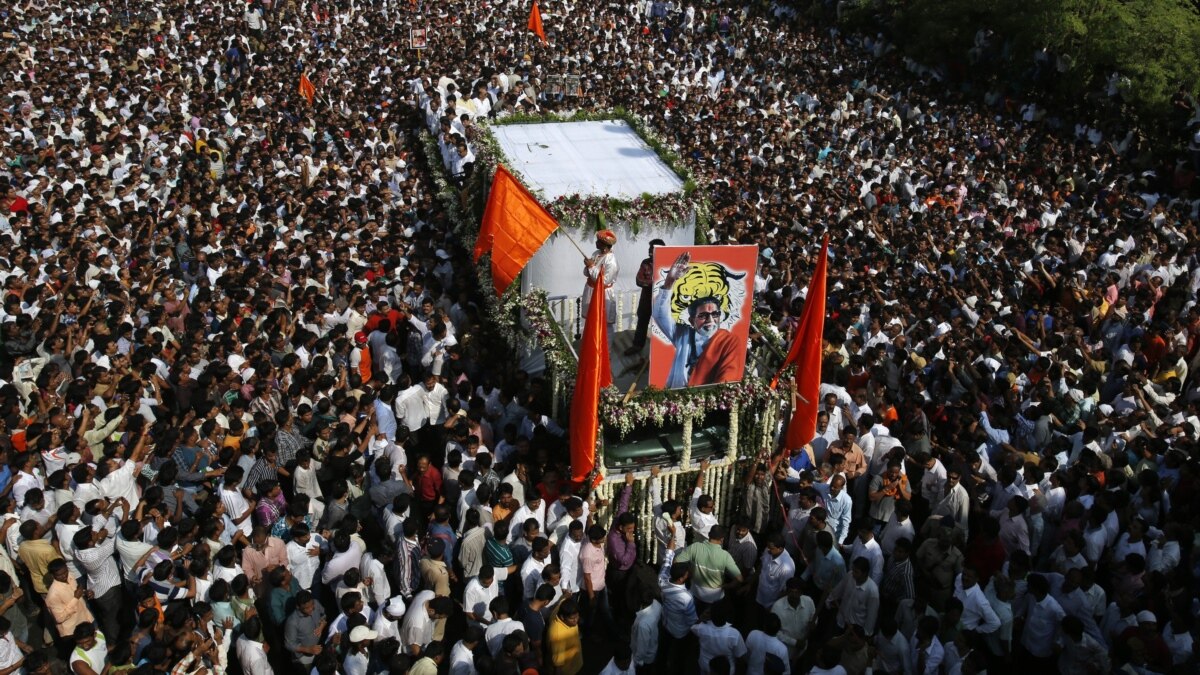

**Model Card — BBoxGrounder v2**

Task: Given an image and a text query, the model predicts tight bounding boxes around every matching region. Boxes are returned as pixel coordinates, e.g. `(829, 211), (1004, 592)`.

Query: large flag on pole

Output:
(776, 235), (829, 450)
(479, 165), (559, 295)
(528, 0), (546, 44)
(570, 268), (612, 484)
(299, 73), (317, 105)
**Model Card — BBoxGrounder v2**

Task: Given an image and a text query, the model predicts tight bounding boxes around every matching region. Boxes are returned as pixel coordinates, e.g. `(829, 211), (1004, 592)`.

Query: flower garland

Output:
(598, 378), (775, 439)
(466, 108), (713, 231)
(423, 125), (778, 451)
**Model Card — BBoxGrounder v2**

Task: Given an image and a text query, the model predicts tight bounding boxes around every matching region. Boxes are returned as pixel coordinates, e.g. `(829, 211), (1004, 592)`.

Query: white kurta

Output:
(583, 250), (618, 324)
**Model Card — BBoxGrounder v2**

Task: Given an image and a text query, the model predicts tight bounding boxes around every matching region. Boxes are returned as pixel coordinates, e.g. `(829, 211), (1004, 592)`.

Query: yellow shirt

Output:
(17, 538), (60, 595)
(547, 613), (583, 675)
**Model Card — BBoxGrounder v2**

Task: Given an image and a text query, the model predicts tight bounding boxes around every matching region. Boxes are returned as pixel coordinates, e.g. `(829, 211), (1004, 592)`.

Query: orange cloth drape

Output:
(569, 269), (612, 484)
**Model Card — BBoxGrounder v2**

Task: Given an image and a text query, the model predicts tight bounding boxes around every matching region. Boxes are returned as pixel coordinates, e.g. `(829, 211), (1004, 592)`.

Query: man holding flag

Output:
(583, 230), (619, 349)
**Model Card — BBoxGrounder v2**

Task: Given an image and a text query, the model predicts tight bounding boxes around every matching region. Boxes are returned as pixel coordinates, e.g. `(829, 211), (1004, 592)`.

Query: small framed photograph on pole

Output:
(410, 27), (428, 50)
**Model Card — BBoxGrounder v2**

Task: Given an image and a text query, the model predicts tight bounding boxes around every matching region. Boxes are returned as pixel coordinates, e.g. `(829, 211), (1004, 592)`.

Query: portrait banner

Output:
(649, 245), (758, 389)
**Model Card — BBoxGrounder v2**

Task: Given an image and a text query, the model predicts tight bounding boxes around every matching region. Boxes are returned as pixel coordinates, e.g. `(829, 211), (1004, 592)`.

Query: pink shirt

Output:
(579, 542), (607, 591)
(242, 537), (288, 589)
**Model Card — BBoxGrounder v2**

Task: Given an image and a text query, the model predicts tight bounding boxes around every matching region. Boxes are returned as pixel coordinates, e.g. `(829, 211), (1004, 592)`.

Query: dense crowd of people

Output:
(0, 0), (1198, 674)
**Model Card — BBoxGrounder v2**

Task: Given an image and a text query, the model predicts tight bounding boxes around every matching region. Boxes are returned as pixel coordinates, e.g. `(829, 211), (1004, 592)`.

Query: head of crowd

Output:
(0, 0), (1198, 674)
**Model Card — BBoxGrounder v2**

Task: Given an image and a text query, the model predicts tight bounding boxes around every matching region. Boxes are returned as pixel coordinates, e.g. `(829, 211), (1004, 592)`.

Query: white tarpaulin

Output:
(491, 120), (686, 200)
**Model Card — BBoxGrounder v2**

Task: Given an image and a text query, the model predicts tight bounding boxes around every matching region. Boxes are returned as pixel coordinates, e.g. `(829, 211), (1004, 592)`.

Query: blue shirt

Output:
(657, 550), (698, 638)
(374, 398), (398, 441)
(826, 490), (853, 545)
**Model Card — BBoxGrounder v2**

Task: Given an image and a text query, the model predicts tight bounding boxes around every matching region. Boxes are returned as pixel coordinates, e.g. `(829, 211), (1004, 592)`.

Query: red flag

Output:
(777, 236), (829, 449)
(480, 165), (559, 294)
(528, 0), (546, 44)
(570, 268), (612, 484)
(298, 73), (316, 105)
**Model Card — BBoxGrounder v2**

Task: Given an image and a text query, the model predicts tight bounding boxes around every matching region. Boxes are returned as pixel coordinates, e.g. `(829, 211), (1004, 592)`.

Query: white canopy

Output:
(491, 120), (685, 200)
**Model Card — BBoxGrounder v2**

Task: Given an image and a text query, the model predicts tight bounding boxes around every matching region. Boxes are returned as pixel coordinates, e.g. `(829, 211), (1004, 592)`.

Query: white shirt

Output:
(631, 600), (662, 665)
(484, 617), (523, 656)
(220, 489), (251, 538)
(745, 630), (791, 675)
(908, 635), (944, 675)
(1164, 622), (1194, 665)
(520, 555), (548, 600)
(400, 591), (437, 652)
(690, 622), (747, 675)
(558, 536), (583, 593)
(954, 576), (1001, 634)
(849, 538), (884, 586)
(287, 538), (322, 591)
(508, 503), (546, 543)
(689, 488), (718, 540)
(463, 577), (498, 625)
(879, 515), (915, 556)
(771, 595), (815, 650)
(598, 658), (636, 675)
(873, 630), (910, 675)
(372, 613), (403, 644)
(449, 640), (477, 675)
(755, 549), (795, 608)
(920, 459), (947, 503)
(343, 649), (369, 675)
(1021, 594), (1066, 658)
(0, 632), (22, 674)
(828, 575), (880, 635)
(360, 554), (391, 606)
(98, 460), (141, 511)
(11, 471), (41, 508)
(236, 637), (272, 675)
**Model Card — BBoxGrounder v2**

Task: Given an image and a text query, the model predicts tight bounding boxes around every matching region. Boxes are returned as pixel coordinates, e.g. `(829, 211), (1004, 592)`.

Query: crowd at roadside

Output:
(0, 0), (1198, 674)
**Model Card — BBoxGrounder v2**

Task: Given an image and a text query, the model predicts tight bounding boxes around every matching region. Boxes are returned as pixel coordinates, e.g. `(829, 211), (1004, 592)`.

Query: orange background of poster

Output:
(649, 245), (758, 389)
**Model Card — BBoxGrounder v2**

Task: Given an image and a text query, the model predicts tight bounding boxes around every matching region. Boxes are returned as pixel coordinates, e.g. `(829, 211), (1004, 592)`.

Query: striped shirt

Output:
(245, 458), (279, 492)
(73, 534), (122, 597)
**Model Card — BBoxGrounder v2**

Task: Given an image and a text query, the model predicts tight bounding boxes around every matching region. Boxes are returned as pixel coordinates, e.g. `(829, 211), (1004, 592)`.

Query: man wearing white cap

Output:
(373, 596), (407, 642)
(344, 625), (377, 675)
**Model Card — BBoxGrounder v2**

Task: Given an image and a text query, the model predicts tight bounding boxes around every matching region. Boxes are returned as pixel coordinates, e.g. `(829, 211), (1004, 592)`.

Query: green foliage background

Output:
(856, 0), (1200, 134)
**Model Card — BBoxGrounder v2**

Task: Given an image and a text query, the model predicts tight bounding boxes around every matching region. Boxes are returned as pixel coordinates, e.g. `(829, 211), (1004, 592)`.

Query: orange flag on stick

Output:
(298, 73), (316, 105)
(528, 0), (546, 44)
(480, 165), (559, 295)
(776, 235), (829, 450)
(570, 267), (612, 484)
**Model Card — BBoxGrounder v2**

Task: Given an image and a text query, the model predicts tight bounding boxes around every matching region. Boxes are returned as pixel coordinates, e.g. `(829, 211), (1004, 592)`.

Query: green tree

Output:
(886, 0), (1200, 122)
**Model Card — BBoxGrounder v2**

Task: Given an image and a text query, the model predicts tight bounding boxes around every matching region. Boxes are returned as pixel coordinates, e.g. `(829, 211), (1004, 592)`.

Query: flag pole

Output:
(558, 228), (590, 259)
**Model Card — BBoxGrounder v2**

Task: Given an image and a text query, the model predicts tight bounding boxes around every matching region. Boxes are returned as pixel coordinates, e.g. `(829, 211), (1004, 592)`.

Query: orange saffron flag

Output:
(570, 268), (612, 484)
(528, 0), (546, 44)
(299, 73), (316, 105)
(481, 165), (559, 295)
(777, 235), (829, 450)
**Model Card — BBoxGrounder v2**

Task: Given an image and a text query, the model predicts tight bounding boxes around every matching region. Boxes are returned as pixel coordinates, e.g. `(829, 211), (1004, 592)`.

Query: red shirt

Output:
(415, 466), (443, 502)
(965, 537), (1007, 586)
